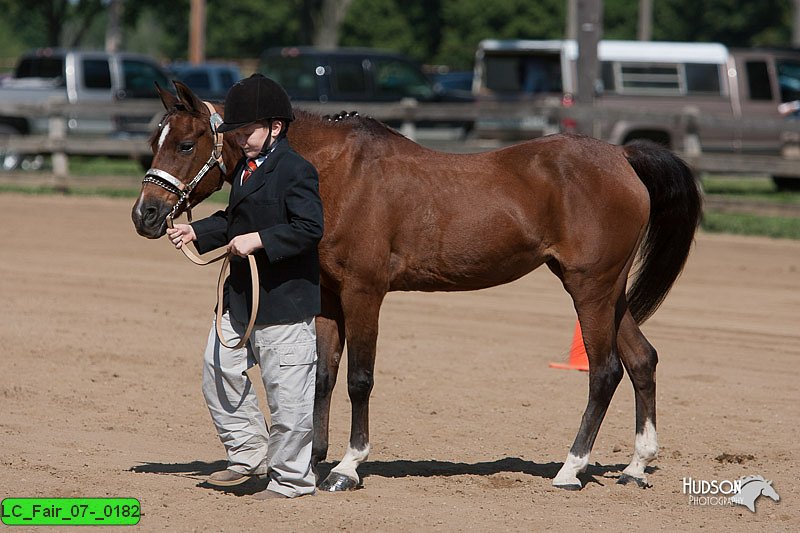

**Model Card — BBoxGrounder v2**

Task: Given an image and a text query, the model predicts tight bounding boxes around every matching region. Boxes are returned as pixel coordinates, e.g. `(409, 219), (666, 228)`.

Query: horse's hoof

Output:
(553, 482), (583, 491)
(319, 472), (360, 491)
(617, 474), (651, 488)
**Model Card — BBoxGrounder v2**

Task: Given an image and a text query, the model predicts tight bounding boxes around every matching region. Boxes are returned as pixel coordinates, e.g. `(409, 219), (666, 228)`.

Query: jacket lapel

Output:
(229, 139), (289, 210)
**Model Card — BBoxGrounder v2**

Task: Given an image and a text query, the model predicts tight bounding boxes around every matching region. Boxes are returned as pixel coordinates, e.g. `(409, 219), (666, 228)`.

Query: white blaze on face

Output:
(157, 123), (171, 151)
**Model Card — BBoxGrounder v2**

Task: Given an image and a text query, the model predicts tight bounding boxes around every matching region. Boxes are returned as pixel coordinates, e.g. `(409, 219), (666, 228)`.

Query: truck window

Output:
(331, 59), (367, 94)
(777, 59), (800, 102)
(180, 71), (211, 90)
(483, 53), (562, 94)
(373, 58), (434, 100)
(122, 59), (169, 98)
(83, 59), (112, 89)
(261, 56), (319, 100)
(745, 61), (772, 100)
(15, 57), (64, 80)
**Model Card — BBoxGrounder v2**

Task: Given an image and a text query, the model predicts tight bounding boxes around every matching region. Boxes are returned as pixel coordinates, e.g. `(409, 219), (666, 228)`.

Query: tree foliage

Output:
(0, 0), (797, 71)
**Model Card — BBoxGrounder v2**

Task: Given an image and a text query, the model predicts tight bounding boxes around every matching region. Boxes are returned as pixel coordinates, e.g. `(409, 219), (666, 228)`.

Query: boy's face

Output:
(234, 120), (284, 158)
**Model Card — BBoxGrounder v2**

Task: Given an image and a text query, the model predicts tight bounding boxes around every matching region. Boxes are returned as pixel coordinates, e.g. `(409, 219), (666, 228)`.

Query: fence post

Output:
(681, 106), (702, 159)
(400, 98), (418, 141)
(48, 101), (69, 192)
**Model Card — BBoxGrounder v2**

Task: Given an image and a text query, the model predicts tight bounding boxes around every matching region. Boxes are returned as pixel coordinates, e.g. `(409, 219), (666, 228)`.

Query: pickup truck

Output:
(473, 40), (800, 189)
(0, 48), (172, 170)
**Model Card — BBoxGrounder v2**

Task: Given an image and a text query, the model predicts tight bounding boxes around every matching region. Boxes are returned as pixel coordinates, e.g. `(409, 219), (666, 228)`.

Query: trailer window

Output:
(618, 64), (681, 94)
(685, 64), (721, 94)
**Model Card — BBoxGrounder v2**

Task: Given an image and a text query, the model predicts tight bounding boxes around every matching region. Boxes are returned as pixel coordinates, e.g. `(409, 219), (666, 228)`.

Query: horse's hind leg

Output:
(552, 267), (626, 489)
(318, 283), (385, 491)
(616, 311), (659, 487)
(312, 287), (346, 472)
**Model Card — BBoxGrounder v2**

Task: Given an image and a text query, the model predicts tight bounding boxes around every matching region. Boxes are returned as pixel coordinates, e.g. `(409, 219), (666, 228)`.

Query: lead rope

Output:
(166, 214), (259, 350)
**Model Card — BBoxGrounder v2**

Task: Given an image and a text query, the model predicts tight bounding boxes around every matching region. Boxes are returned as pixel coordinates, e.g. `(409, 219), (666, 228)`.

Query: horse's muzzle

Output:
(131, 197), (171, 239)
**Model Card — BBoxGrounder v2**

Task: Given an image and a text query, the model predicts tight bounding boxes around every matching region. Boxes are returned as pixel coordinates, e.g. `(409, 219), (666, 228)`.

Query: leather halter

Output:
(144, 100), (259, 350)
(142, 101), (227, 222)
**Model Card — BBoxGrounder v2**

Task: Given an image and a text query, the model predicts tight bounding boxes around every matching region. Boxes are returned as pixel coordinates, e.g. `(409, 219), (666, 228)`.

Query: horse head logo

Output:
(730, 475), (780, 513)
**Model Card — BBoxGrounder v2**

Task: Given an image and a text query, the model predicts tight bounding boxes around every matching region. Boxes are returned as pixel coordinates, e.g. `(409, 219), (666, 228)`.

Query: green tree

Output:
(0, 0), (104, 48)
(437, 0), (565, 69)
(652, 0), (790, 46)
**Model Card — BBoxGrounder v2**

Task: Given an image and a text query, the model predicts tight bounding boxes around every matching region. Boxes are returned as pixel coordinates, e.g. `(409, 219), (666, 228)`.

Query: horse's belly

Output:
(388, 245), (548, 292)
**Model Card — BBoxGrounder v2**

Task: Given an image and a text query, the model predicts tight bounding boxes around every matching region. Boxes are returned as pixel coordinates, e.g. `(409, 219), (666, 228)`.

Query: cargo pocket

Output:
(277, 342), (317, 408)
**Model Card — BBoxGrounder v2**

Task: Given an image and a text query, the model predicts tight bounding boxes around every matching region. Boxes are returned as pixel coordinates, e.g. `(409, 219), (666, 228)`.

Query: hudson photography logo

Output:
(682, 475), (781, 512)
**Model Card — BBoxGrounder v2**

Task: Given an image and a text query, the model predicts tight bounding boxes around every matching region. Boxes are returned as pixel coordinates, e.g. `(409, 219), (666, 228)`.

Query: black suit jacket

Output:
(191, 138), (323, 325)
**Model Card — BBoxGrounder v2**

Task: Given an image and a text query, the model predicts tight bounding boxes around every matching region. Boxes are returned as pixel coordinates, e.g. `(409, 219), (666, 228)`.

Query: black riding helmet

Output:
(217, 74), (294, 133)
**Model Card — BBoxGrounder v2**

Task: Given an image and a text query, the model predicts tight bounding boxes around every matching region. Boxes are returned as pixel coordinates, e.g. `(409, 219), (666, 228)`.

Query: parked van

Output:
(473, 39), (800, 160)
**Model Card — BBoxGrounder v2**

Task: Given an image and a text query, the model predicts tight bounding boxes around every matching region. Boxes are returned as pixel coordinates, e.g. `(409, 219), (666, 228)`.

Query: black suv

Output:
(260, 46), (472, 103)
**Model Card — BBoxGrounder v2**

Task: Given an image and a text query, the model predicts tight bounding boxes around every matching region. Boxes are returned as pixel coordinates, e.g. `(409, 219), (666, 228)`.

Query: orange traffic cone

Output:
(549, 320), (589, 371)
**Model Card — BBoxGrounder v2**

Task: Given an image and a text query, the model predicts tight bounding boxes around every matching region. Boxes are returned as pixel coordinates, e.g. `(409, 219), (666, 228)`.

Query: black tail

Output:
(623, 140), (703, 324)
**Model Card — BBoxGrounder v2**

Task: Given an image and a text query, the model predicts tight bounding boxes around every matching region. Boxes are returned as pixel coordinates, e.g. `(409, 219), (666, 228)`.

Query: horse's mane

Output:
(739, 475), (768, 485)
(294, 108), (405, 139)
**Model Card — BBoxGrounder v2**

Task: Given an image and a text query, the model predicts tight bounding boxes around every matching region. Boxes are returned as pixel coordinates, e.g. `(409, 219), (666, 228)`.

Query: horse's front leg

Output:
(312, 288), (345, 473)
(318, 284), (385, 491)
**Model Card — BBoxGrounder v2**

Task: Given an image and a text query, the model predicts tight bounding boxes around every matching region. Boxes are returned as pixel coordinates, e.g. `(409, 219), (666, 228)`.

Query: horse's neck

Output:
(222, 137), (241, 184)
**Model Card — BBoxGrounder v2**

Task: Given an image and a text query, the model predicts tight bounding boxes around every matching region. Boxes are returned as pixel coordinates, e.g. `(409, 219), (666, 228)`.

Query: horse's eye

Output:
(179, 142), (195, 153)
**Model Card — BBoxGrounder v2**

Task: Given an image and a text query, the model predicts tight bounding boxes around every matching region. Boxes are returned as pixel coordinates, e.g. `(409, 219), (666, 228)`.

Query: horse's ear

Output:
(174, 80), (205, 114)
(156, 82), (179, 111)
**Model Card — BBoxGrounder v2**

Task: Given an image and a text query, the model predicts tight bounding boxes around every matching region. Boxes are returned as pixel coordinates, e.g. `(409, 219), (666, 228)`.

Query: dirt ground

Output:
(0, 193), (797, 531)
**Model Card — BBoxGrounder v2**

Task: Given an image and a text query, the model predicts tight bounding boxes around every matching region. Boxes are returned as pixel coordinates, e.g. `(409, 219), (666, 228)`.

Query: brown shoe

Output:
(207, 469), (252, 487)
(252, 489), (290, 500)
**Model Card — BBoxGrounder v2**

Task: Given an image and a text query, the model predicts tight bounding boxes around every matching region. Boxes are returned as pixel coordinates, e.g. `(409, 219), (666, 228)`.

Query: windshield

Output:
(777, 59), (800, 102)
(261, 56), (320, 100)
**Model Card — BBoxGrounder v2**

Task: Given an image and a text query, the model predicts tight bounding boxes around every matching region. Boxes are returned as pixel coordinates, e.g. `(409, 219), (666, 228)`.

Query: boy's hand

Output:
(228, 232), (263, 257)
(167, 224), (196, 249)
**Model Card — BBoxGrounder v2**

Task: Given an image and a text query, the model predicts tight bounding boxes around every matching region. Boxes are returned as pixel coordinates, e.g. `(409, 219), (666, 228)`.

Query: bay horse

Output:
(132, 82), (702, 491)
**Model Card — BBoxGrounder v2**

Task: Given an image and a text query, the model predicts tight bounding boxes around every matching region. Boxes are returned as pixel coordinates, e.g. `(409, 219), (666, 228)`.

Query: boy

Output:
(167, 74), (323, 499)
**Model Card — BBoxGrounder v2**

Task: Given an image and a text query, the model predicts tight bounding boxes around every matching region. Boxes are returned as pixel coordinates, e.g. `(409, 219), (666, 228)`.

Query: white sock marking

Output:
(330, 444), (370, 482)
(623, 419), (658, 479)
(553, 452), (589, 487)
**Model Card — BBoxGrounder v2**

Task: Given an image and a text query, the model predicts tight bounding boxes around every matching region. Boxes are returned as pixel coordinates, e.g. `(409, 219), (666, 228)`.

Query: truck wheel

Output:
(772, 176), (800, 191)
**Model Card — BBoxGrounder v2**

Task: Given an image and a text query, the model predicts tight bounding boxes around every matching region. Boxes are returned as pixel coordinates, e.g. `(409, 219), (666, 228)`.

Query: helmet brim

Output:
(217, 121), (254, 133)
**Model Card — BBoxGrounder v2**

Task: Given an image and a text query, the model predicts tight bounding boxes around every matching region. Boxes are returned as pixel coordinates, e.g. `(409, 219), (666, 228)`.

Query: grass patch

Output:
(701, 211), (800, 240)
(701, 174), (800, 204)
(69, 156), (145, 176)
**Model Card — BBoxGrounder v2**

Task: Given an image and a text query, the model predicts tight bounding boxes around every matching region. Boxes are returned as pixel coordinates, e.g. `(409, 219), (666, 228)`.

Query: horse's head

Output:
(761, 479), (780, 502)
(131, 81), (233, 238)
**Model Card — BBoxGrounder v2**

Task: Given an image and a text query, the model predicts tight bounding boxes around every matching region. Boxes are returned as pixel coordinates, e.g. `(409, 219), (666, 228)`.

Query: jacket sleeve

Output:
(190, 208), (229, 254)
(258, 163), (324, 263)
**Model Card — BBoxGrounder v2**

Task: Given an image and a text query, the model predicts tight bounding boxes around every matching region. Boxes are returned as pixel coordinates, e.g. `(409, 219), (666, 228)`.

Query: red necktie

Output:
(241, 158), (258, 184)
